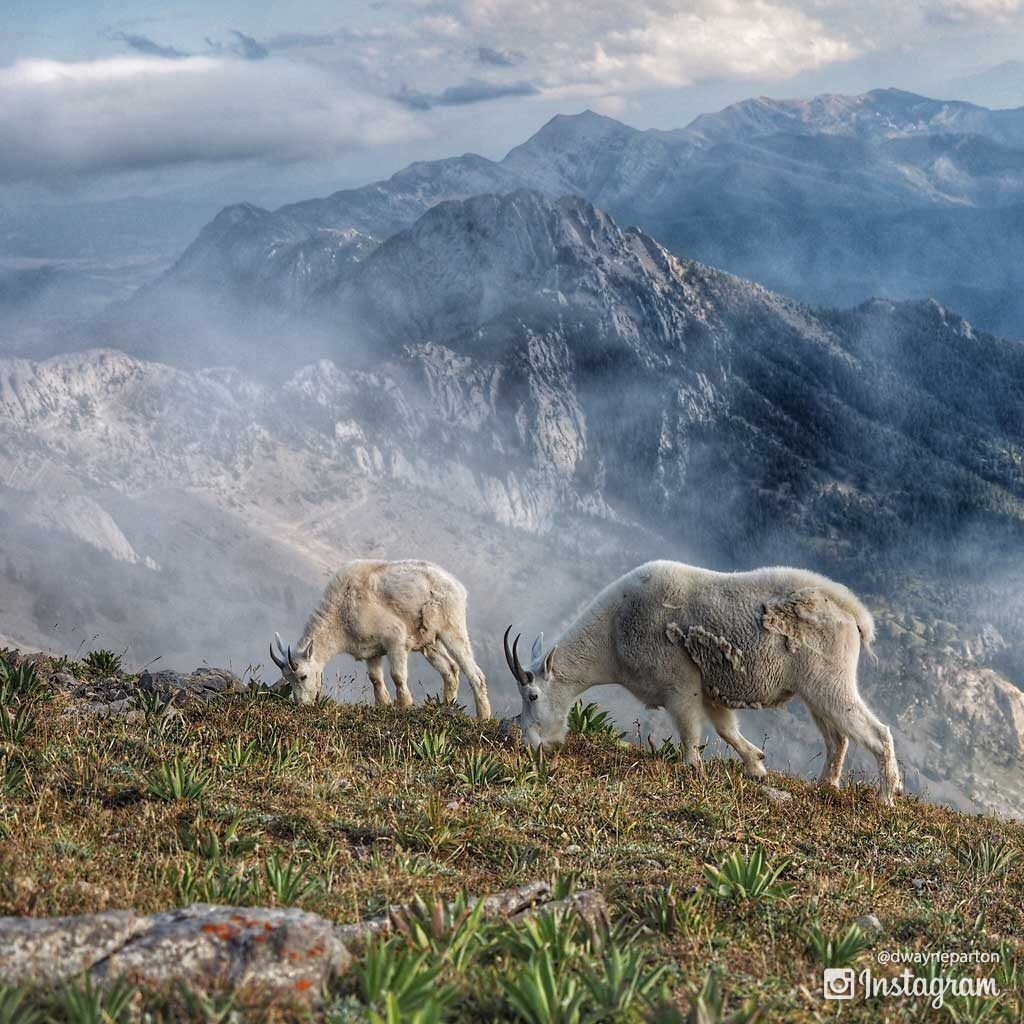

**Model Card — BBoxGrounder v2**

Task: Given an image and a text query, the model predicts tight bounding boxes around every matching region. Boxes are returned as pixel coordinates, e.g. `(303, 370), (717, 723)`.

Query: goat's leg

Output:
(386, 645), (414, 709)
(826, 696), (900, 804)
(422, 643), (460, 704)
(366, 656), (392, 706)
(664, 689), (705, 769)
(808, 706), (848, 788)
(705, 702), (767, 777)
(438, 629), (491, 720)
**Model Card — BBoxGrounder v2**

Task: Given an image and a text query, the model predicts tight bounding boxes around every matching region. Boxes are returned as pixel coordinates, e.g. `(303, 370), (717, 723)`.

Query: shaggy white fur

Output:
(272, 559), (491, 718)
(502, 560), (900, 803)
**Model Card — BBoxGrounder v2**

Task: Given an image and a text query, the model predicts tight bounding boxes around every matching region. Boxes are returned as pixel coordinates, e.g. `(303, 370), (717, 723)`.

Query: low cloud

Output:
(474, 46), (526, 67)
(395, 77), (538, 109)
(264, 32), (336, 50)
(112, 32), (188, 59)
(0, 56), (418, 185)
(205, 30), (270, 61)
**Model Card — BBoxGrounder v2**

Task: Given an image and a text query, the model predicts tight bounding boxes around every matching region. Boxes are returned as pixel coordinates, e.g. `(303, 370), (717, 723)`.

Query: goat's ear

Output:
(543, 645), (557, 675)
(305, 639), (315, 659)
(531, 633), (545, 662)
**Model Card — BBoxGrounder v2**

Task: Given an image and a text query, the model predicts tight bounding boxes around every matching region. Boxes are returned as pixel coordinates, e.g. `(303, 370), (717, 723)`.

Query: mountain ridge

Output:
(115, 86), (1024, 344)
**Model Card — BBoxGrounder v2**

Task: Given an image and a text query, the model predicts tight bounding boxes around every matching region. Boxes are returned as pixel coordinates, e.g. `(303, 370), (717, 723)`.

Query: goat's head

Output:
(500, 626), (564, 750)
(269, 633), (322, 704)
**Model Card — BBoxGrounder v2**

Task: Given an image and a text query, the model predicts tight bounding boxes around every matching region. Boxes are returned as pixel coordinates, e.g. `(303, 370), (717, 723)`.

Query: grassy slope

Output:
(1, 665), (1023, 1022)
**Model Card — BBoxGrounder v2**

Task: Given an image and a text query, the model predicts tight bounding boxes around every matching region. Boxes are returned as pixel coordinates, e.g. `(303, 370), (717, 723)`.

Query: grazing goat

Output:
(271, 559), (491, 718)
(500, 560), (901, 803)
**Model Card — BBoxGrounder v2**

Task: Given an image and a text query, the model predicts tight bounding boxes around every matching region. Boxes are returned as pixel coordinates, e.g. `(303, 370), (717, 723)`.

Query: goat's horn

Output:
(269, 642), (287, 671)
(275, 632), (288, 658)
(287, 645), (298, 671)
(504, 625), (524, 683)
(512, 632), (528, 684)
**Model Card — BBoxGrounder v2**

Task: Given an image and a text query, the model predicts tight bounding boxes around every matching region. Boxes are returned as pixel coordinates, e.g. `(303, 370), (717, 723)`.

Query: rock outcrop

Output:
(0, 884), (607, 1006)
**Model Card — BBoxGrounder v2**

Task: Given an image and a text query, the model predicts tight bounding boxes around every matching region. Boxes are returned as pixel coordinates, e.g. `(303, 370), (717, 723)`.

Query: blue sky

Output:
(3, 1), (1024, 205)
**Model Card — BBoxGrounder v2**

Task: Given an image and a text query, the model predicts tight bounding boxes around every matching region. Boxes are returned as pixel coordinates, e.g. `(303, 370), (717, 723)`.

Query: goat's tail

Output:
(816, 578), (877, 665)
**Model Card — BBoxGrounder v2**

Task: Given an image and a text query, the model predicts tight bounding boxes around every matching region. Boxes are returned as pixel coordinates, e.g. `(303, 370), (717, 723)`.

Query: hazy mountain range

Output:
(2, 88), (1024, 816)
(97, 85), (1024, 365)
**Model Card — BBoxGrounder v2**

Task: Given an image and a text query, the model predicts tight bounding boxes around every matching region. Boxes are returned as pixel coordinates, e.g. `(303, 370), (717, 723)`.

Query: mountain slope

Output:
(5, 192), (1024, 815)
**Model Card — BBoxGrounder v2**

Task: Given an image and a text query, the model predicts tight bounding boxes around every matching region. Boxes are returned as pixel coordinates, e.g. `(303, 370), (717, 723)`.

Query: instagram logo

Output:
(823, 968), (856, 1000)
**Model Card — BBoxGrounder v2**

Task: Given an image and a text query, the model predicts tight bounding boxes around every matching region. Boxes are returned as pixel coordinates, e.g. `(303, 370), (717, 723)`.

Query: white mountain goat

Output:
(270, 559), (492, 718)
(500, 560), (901, 803)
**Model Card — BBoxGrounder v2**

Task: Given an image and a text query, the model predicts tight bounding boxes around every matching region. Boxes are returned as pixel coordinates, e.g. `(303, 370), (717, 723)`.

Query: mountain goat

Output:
(501, 560), (901, 803)
(270, 559), (491, 718)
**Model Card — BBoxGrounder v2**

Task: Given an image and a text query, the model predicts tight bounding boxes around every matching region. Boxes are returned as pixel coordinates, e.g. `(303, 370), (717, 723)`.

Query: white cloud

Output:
(448, 0), (856, 94)
(0, 56), (418, 184)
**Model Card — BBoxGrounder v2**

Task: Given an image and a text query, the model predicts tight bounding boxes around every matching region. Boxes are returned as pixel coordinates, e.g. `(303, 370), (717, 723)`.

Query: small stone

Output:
(855, 914), (883, 934)
(763, 786), (793, 805)
(50, 672), (79, 692)
(513, 890), (609, 932)
(332, 777), (352, 792)
(562, 845), (583, 856)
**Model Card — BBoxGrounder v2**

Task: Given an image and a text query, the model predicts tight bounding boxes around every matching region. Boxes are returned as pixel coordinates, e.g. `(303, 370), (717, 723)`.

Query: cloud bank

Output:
(0, 56), (416, 185)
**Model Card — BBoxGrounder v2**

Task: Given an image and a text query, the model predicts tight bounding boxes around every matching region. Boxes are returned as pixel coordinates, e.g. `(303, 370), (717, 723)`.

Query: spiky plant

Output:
(55, 974), (135, 1024)
(411, 729), (452, 764)
(144, 754), (212, 802)
(168, 862), (258, 906)
(0, 983), (42, 1024)
(218, 736), (258, 771)
(179, 815), (258, 860)
(0, 704), (35, 745)
(357, 939), (454, 1016)
(132, 689), (174, 722)
(500, 949), (584, 1024)
(0, 662), (43, 705)
(456, 749), (511, 786)
(80, 649), (123, 678)
(955, 838), (1021, 882)
(263, 852), (314, 904)
(635, 885), (705, 936)
(389, 893), (487, 972)
(704, 848), (793, 904)
(580, 941), (672, 1018)
(567, 701), (621, 740)
(0, 753), (28, 798)
(806, 923), (872, 968)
